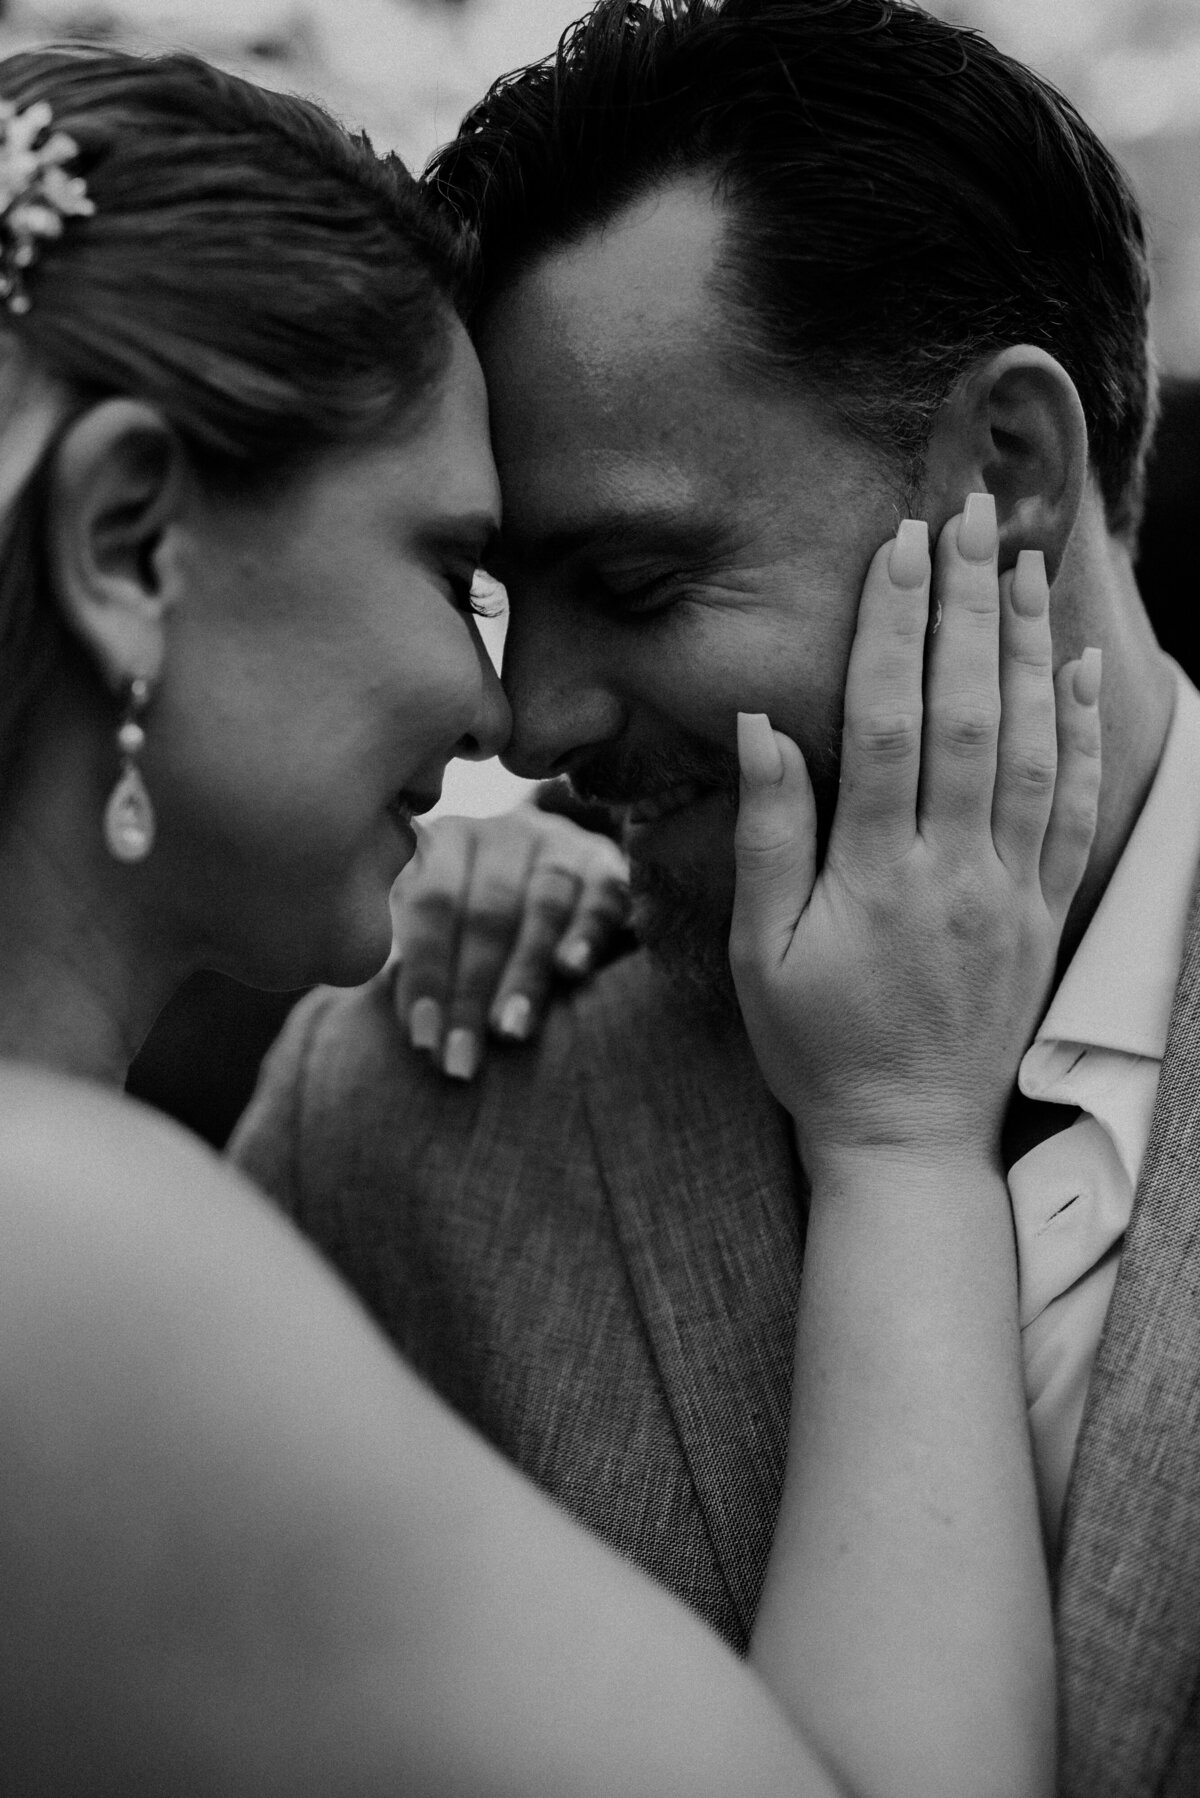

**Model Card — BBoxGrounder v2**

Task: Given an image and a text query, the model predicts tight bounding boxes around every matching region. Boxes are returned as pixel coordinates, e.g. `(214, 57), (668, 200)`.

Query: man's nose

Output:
(500, 603), (624, 780)
(454, 641), (512, 763)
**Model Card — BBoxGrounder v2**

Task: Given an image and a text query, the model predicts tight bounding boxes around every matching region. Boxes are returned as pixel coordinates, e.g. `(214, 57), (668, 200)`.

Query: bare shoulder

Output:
(0, 1055), (258, 1205)
(0, 1058), (432, 1790)
(0, 1057), (300, 1325)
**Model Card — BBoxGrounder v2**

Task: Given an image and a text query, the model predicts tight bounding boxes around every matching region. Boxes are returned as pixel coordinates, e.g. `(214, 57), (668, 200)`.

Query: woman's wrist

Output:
(798, 1130), (1009, 1218)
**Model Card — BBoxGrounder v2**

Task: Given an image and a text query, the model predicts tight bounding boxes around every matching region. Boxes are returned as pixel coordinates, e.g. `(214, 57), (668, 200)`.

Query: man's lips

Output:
(625, 779), (714, 826)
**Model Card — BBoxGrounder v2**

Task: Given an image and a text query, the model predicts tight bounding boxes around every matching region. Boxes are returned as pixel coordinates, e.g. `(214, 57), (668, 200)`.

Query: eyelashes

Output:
(469, 569), (507, 620)
(447, 569), (507, 620)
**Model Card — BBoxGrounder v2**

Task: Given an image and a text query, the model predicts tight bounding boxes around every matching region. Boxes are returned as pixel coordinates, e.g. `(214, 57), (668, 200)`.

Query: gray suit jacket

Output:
(232, 938), (1200, 1796)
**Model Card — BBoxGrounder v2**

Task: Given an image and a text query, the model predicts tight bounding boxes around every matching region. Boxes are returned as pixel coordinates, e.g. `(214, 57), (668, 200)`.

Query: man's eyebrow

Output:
(508, 500), (724, 568)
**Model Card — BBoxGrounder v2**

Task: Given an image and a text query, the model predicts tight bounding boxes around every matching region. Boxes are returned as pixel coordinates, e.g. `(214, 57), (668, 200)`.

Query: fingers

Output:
(489, 842), (630, 1042)
(729, 712), (818, 978)
(990, 549), (1058, 876)
(1040, 649), (1102, 924)
(828, 519), (929, 872)
(918, 493), (1003, 845)
(438, 833), (555, 1077)
(391, 810), (630, 1080)
(392, 817), (535, 1077)
(390, 817), (479, 1058)
(480, 860), (582, 1045)
(552, 840), (631, 980)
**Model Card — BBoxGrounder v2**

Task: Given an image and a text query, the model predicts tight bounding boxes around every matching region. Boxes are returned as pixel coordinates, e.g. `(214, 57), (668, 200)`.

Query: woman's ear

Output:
(46, 398), (189, 693)
(920, 346), (1089, 580)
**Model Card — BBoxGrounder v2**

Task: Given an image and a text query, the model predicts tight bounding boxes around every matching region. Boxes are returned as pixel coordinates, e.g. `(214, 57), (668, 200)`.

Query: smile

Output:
(626, 780), (713, 826)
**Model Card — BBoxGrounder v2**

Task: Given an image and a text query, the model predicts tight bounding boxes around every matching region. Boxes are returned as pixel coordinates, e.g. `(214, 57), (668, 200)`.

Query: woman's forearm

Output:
(749, 1150), (1054, 1798)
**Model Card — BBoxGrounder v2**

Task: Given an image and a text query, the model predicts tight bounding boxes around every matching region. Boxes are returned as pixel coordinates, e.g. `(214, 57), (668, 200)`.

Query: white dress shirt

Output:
(1010, 664), (1200, 1549)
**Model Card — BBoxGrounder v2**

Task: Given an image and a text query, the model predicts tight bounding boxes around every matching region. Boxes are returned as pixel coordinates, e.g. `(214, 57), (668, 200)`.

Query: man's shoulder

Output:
(262, 949), (739, 1106)
(231, 949), (759, 1189)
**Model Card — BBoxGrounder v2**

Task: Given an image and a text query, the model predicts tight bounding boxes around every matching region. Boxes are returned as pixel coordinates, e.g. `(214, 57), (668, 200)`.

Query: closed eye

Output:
(446, 569), (506, 620)
(594, 576), (683, 619)
(470, 568), (507, 620)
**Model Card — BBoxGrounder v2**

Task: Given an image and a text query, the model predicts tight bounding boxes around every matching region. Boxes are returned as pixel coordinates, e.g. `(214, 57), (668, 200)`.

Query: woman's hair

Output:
(0, 43), (471, 776)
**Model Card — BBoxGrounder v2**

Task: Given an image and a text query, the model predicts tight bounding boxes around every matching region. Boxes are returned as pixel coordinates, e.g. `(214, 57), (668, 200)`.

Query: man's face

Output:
(479, 179), (905, 987)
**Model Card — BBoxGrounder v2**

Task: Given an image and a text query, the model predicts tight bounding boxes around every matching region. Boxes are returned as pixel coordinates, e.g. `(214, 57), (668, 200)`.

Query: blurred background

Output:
(3, 0), (1199, 819)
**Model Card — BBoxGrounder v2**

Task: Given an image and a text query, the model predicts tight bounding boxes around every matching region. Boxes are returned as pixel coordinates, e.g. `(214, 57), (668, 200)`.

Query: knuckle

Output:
(463, 902), (518, 949)
(1064, 723), (1103, 765)
(528, 863), (583, 904)
(941, 867), (1006, 943)
(1010, 639), (1054, 674)
(1004, 751), (1058, 797)
(1054, 794), (1099, 845)
(850, 710), (922, 763)
(931, 697), (999, 754)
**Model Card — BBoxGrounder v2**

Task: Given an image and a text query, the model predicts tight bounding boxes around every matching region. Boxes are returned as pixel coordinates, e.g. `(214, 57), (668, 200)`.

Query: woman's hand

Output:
(738, 494), (1098, 1798)
(389, 808), (630, 1080)
(729, 495), (1101, 1182)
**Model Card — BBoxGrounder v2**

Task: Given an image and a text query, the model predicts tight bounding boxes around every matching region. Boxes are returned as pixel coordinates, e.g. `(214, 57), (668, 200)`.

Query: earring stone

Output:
(103, 678), (155, 863)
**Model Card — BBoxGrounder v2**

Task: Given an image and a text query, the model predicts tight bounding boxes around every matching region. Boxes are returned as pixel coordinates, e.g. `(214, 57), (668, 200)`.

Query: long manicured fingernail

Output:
(1011, 549), (1048, 617)
(443, 1028), (479, 1081)
(494, 994), (533, 1040)
(737, 711), (784, 786)
(958, 491), (997, 562)
(410, 996), (442, 1052)
(556, 937), (592, 975)
(888, 517), (929, 588)
(1074, 646), (1102, 706)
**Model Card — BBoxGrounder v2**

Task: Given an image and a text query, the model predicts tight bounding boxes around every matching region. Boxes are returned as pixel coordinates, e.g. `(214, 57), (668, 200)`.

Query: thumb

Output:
(730, 711), (818, 975)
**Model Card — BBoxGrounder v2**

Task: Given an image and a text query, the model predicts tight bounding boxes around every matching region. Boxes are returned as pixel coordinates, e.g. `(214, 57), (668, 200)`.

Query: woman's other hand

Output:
(729, 493), (1102, 1181)
(390, 808), (630, 1079)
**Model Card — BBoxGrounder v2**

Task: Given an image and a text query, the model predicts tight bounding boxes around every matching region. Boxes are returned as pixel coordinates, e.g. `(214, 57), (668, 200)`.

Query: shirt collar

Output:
(1024, 662), (1200, 1076)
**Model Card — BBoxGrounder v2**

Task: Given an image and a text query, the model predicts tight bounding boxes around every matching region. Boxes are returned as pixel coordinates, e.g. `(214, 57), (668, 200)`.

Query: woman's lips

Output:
(386, 786), (441, 826)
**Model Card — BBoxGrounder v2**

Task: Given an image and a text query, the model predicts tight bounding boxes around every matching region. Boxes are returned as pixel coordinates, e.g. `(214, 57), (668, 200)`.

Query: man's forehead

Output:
(477, 179), (888, 573)
(478, 178), (735, 435)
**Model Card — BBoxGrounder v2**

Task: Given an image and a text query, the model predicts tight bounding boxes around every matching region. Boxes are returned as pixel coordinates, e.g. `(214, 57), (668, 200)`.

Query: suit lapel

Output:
(1057, 873), (1200, 1798)
(575, 954), (804, 1640)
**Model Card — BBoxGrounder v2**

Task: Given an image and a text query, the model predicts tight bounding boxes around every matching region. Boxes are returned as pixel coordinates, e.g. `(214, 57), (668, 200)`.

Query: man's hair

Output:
(428, 0), (1155, 541)
(0, 44), (468, 776)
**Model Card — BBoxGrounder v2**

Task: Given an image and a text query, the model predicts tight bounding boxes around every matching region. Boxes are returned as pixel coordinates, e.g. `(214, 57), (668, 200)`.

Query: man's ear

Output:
(920, 346), (1088, 580)
(46, 398), (190, 694)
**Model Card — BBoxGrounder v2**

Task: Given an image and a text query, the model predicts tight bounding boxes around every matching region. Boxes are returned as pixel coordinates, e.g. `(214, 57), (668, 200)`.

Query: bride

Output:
(0, 42), (1099, 1797)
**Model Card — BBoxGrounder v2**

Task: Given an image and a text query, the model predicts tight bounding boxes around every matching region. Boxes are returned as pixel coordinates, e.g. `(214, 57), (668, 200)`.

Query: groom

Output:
(232, 4), (1200, 1792)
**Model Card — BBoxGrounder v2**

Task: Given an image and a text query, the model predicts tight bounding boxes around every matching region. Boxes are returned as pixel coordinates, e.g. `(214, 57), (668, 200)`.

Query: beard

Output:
(629, 847), (740, 1013)
(571, 718), (842, 1012)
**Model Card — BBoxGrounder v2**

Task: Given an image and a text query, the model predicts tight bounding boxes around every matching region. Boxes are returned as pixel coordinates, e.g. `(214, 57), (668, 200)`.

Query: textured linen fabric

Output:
(231, 949), (803, 1649)
(1054, 862), (1200, 1798)
(1010, 666), (1200, 1549)
(232, 865), (1200, 1793)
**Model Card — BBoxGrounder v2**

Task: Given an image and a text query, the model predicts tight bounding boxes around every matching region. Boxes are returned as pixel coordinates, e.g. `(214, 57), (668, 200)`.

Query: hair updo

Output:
(0, 43), (471, 779)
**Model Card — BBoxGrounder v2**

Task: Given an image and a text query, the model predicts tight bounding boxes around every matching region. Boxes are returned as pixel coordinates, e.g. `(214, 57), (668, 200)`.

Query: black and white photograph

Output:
(2, 2), (1199, 1792)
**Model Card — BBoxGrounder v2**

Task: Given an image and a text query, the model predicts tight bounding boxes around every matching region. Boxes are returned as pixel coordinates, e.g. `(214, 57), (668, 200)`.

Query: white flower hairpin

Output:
(0, 97), (95, 316)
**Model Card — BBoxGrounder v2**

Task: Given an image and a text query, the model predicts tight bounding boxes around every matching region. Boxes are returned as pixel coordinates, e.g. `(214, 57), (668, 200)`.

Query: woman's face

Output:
(147, 324), (509, 988)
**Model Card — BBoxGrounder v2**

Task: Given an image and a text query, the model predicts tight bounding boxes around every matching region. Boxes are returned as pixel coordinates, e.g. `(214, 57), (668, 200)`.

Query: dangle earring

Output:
(103, 677), (156, 863)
